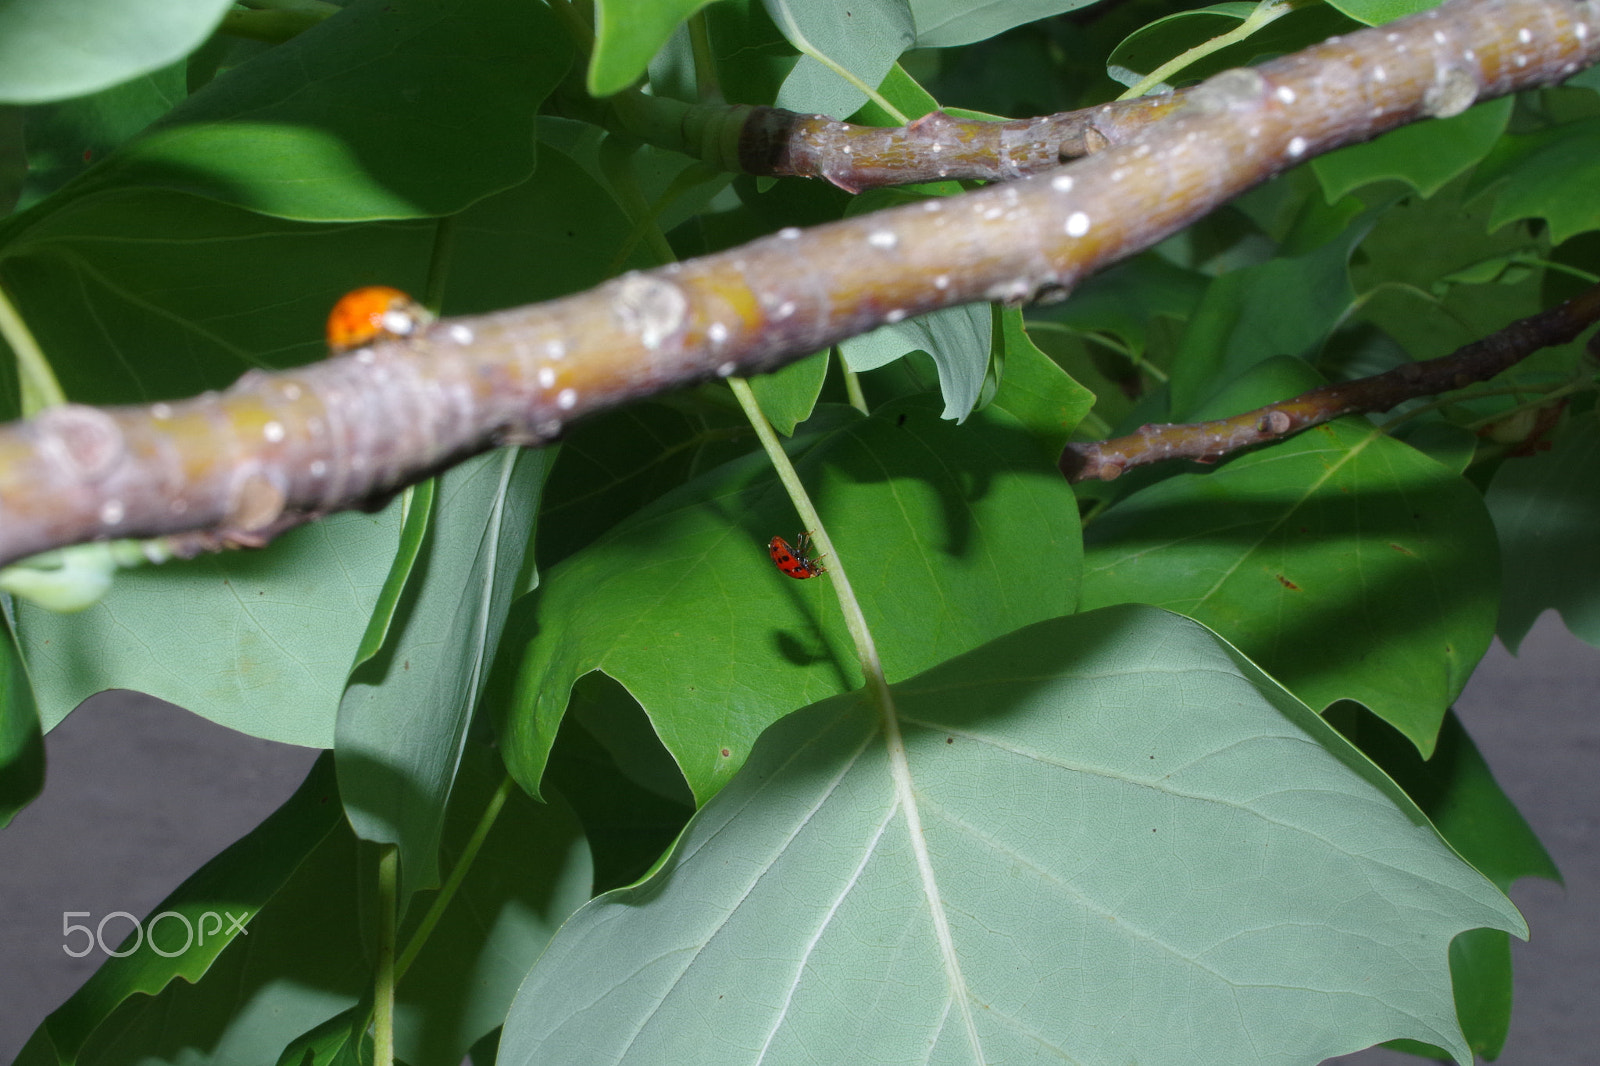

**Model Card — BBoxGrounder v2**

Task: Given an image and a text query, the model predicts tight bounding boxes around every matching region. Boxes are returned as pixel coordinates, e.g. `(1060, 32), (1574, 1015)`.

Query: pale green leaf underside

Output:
(0, 0), (231, 105)
(500, 606), (1520, 1066)
(769, 0), (916, 118)
(337, 448), (542, 899)
(838, 302), (991, 421)
(17, 507), (402, 747)
(911, 0), (1106, 47)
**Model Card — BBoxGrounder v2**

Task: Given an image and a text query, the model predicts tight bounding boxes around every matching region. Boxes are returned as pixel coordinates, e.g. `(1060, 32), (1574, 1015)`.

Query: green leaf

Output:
(749, 348), (829, 435)
(0, 0), (231, 105)
(499, 606), (1523, 1066)
(1081, 415), (1499, 755)
(1487, 410), (1600, 652)
(534, 398), (753, 570)
(910, 0), (1106, 48)
(1167, 210), (1373, 418)
(543, 675), (696, 892)
(986, 306), (1096, 455)
(1312, 97), (1512, 202)
(16, 508), (402, 747)
(1471, 117), (1600, 246)
(1326, 0), (1446, 25)
(592, 0), (720, 97)
(1349, 179), (1547, 363)
(337, 448), (544, 899)
(275, 1003), (374, 1066)
(47, 0), (570, 222)
(392, 746), (594, 1066)
(839, 302), (992, 420)
(349, 484), (435, 672)
(498, 399), (1082, 803)
(767, 0), (916, 118)
(449, 137), (667, 312)
(1107, 1), (1355, 92)
(1041, 252), (1207, 361)
(1330, 705), (1559, 1059)
(0, 606), (44, 826)
(16, 61), (188, 210)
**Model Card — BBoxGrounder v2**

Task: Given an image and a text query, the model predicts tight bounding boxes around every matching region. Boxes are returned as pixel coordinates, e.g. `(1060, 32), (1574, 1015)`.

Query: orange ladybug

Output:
(768, 532), (827, 579)
(325, 286), (431, 354)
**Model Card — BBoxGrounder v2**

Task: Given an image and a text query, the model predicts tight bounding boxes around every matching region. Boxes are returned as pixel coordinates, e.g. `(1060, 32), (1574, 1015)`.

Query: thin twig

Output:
(1061, 282), (1600, 481)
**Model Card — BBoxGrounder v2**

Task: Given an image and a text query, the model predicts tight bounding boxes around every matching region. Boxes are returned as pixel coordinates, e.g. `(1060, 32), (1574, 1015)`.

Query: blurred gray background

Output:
(2, 613), (1594, 1064)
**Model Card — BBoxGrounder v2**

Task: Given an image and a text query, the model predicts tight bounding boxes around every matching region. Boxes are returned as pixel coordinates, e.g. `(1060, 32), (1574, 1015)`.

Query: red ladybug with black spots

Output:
(767, 531), (827, 579)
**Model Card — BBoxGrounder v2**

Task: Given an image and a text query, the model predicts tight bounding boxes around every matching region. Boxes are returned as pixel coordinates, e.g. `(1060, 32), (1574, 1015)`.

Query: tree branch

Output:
(1061, 281), (1600, 481)
(0, 0), (1595, 569)
(604, 91), (1189, 192)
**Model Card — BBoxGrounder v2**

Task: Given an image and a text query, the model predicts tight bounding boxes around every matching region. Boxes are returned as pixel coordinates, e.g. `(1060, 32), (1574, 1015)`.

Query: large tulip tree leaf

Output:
(1081, 417), (1499, 755)
(499, 606), (1522, 1066)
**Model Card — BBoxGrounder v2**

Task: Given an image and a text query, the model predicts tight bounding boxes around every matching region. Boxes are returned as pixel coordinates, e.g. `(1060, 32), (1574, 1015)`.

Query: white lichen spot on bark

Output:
(1423, 66), (1478, 118)
(40, 405), (124, 481)
(1189, 68), (1267, 114)
(228, 470), (287, 533)
(614, 273), (688, 351)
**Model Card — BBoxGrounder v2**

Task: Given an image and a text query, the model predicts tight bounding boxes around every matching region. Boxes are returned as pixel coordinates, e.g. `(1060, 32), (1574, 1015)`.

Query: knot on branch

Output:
(1188, 68), (1268, 114)
(36, 405), (124, 483)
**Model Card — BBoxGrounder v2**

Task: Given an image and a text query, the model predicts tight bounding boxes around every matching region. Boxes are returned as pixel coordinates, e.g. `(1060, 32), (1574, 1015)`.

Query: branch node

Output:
(1260, 410), (1292, 435)
(37, 405), (125, 482)
(1423, 65), (1479, 118)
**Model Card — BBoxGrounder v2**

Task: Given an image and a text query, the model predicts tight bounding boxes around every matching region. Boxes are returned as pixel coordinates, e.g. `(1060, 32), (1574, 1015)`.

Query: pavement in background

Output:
(2, 614), (1594, 1064)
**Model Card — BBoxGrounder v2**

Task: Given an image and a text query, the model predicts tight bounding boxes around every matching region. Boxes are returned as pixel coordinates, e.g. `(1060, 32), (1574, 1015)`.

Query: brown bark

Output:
(1062, 282), (1600, 481)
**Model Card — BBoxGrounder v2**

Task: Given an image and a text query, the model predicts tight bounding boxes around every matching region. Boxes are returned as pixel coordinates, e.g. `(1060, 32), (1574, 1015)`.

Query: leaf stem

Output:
(688, 12), (719, 102)
(395, 772), (513, 981)
(1119, 0), (1304, 100)
(727, 376), (980, 1050)
(765, 4), (909, 123)
(726, 378), (872, 670)
(842, 359), (869, 414)
(1380, 377), (1593, 431)
(373, 844), (398, 1066)
(0, 283), (66, 414)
